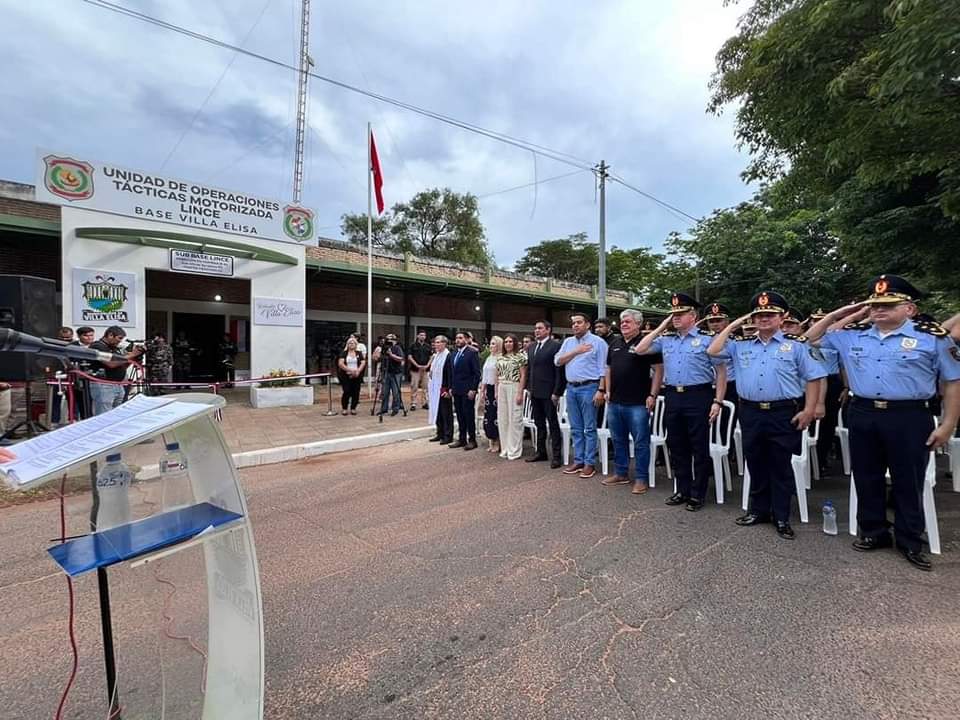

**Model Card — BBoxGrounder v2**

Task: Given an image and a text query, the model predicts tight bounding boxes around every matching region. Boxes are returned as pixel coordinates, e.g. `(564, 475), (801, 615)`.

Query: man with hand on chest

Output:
(708, 291), (826, 539)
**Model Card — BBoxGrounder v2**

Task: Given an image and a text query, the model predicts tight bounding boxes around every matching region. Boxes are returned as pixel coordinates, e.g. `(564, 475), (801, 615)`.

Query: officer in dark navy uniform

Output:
(633, 292), (727, 511)
(806, 275), (960, 571)
(708, 291), (826, 539)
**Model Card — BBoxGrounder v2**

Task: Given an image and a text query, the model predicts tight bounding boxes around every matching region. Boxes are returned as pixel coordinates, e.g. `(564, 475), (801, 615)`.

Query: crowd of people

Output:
(411, 274), (960, 573)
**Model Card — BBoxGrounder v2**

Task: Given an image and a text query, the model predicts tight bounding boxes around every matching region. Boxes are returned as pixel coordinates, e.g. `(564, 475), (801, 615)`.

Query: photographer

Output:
(373, 333), (405, 416)
(88, 326), (144, 415)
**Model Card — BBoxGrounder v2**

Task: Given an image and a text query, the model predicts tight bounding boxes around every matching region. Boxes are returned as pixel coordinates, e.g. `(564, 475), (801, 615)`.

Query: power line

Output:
(158, 0), (275, 172)
(80, 0), (595, 172)
(476, 169), (590, 199)
(80, 0), (701, 224)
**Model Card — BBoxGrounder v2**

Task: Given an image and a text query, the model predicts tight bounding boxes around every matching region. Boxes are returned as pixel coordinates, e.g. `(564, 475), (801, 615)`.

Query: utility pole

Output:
(596, 160), (609, 319)
(292, 0), (313, 204)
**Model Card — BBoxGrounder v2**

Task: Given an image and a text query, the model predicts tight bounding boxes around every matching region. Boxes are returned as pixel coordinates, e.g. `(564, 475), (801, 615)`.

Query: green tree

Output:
(340, 188), (494, 268)
(710, 0), (960, 313)
(514, 233), (598, 283)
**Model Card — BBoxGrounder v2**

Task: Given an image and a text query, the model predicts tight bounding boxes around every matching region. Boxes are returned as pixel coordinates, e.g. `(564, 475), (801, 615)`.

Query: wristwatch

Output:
(711, 399), (723, 405)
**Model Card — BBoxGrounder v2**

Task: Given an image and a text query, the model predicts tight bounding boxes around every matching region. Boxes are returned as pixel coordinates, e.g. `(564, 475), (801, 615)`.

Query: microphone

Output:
(0, 328), (126, 364)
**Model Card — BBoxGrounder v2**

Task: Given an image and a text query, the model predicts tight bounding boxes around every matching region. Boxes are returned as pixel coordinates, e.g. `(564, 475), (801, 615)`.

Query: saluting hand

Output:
(730, 313), (752, 329)
(577, 343), (593, 355)
(830, 302), (867, 319)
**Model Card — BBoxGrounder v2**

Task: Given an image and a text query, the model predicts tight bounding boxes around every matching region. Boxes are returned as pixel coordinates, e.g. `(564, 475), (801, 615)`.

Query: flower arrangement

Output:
(260, 369), (302, 387)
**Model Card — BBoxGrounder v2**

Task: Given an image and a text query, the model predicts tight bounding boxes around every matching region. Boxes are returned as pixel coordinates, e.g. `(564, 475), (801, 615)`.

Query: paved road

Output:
(2, 440), (959, 719)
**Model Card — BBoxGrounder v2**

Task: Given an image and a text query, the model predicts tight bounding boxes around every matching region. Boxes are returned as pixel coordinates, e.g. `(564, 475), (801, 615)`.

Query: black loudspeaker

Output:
(0, 274), (60, 380)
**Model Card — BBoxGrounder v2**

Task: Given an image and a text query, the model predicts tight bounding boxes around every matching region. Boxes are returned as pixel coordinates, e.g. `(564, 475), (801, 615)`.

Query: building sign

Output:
(253, 297), (304, 327)
(36, 149), (316, 245)
(72, 268), (137, 327)
(170, 249), (234, 277)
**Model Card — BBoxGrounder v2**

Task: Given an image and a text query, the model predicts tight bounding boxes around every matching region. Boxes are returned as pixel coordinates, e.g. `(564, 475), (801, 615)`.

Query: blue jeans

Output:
(565, 382), (599, 465)
(90, 382), (124, 416)
(380, 373), (402, 413)
(607, 402), (651, 480)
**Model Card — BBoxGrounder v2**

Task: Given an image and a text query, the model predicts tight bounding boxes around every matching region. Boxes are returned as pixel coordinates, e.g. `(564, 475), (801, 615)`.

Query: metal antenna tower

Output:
(292, 0), (313, 204)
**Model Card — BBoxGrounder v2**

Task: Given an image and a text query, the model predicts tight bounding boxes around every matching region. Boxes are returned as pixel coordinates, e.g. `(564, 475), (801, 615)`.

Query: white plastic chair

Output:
(740, 423), (811, 522)
(648, 395), (672, 488)
(597, 403), (612, 475)
(848, 452), (940, 554)
(558, 396), (571, 466)
(947, 435), (960, 493)
(733, 422), (745, 476)
(835, 407), (851, 476)
(708, 400), (736, 504)
(806, 419), (821, 486)
(521, 390), (537, 451)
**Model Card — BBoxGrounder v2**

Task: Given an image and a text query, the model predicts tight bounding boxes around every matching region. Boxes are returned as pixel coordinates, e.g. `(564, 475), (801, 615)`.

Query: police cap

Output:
(749, 290), (789, 315)
(669, 292), (700, 314)
(865, 274), (923, 305)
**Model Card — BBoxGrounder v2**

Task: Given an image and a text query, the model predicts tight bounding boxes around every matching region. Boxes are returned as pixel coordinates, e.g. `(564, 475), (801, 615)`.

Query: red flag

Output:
(370, 130), (385, 214)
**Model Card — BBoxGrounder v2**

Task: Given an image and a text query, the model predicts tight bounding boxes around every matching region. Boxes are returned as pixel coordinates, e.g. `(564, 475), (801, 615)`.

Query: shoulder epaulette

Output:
(661, 330), (678, 337)
(733, 335), (753, 341)
(783, 333), (808, 343)
(913, 320), (948, 337)
(700, 329), (716, 337)
(843, 321), (870, 331)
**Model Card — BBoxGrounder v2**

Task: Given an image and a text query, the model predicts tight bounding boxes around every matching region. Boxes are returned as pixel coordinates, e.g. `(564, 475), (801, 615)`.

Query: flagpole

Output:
(366, 121), (373, 396)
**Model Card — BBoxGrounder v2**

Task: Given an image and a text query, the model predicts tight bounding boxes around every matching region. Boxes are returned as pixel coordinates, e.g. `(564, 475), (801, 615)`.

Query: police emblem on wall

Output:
(72, 268), (136, 327)
(43, 155), (95, 201)
(282, 205), (315, 242)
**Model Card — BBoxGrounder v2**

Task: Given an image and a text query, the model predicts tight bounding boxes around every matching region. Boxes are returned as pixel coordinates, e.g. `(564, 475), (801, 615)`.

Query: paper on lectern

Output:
(0, 395), (214, 489)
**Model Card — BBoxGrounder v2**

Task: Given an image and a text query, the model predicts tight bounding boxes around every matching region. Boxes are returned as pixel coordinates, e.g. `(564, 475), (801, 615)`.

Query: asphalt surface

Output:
(2, 440), (960, 719)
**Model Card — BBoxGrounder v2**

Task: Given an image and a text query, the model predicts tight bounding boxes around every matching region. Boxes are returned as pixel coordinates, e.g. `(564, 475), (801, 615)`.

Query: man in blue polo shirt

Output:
(555, 311), (609, 479)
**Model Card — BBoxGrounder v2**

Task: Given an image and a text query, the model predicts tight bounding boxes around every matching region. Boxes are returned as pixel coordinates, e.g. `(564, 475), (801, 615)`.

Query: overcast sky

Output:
(1, 0), (753, 266)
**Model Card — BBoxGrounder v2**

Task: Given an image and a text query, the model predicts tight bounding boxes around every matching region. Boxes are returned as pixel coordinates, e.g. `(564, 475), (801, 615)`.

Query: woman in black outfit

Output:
(337, 337), (366, 414)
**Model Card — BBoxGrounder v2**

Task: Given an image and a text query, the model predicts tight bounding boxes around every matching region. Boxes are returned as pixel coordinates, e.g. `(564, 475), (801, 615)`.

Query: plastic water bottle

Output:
(822, 499), (838, 535)
(159, 441), (193, 511)
(95, 453), (132, 531)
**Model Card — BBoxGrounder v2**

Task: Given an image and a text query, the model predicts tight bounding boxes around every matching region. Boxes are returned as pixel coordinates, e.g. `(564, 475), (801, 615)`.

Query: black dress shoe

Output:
(463, 440), (478, 451)
(550, 460), (562, 469)
(665, 492), (688, 506)
(852, 535), (893, 552)
(428, 436), (443, 442)
(899, 547), (932, 571)
(775, 521), (795, 540)
(685, 499), (704, 512)
(526, 454), (548, 463)
(735, 512), (771, 526)
(448, 440), (466, 448)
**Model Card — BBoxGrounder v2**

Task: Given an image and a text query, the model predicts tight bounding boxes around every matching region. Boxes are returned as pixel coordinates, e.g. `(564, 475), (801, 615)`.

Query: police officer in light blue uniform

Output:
(806, 275), (960, 571)
(806, 308), (845, 475)
(708, 291), (826, 539)
(633, 292), (727, 511)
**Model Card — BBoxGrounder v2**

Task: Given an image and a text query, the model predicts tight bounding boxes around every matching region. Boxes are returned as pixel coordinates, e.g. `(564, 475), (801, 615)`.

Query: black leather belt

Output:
(664, 383), (711, 393)
(850, 397), (930, 411)
(568, 379), (600, 387)
(740, 398), (801, 410)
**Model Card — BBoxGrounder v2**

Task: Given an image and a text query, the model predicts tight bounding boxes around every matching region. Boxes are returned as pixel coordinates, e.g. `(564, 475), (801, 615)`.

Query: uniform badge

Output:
(900, 337), (918, 350)
(809, 347), (824, 361)
(950, 345), (960, 362)
(691, 338), (701, 347)
(779, 342), (792, 352)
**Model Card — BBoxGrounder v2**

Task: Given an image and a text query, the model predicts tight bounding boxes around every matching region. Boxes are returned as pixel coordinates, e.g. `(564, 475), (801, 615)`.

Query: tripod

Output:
(369, 346), (407, 423)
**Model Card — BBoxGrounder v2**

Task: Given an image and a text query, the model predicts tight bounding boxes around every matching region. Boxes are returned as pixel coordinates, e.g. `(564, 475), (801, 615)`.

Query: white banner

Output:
(36, 149), (317, 245)
(72, 268), (137, 327)
(253, 297), (304, 327)
(170, 249), (234, 277)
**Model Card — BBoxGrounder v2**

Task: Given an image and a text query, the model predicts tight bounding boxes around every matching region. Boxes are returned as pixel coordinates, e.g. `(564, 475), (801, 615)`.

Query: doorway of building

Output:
(172, 312), (227, 383)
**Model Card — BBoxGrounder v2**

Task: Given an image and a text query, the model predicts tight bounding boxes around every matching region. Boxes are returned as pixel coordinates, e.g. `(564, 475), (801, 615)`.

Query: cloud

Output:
(0, 0), (754, 266)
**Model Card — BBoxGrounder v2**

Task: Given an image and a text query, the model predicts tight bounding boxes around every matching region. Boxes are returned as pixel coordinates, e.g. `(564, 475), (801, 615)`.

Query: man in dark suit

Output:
(428, 335), (455, 444)
(449, 331), (482, 450)
(526, 319), (566, 468)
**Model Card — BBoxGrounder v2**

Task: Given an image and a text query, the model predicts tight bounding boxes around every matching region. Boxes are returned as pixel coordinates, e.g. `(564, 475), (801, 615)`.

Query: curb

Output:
(138, 424), (435, 480)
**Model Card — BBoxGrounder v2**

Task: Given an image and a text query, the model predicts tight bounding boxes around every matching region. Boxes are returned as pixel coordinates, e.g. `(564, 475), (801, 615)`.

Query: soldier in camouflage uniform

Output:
(146, 331), (174, 395)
